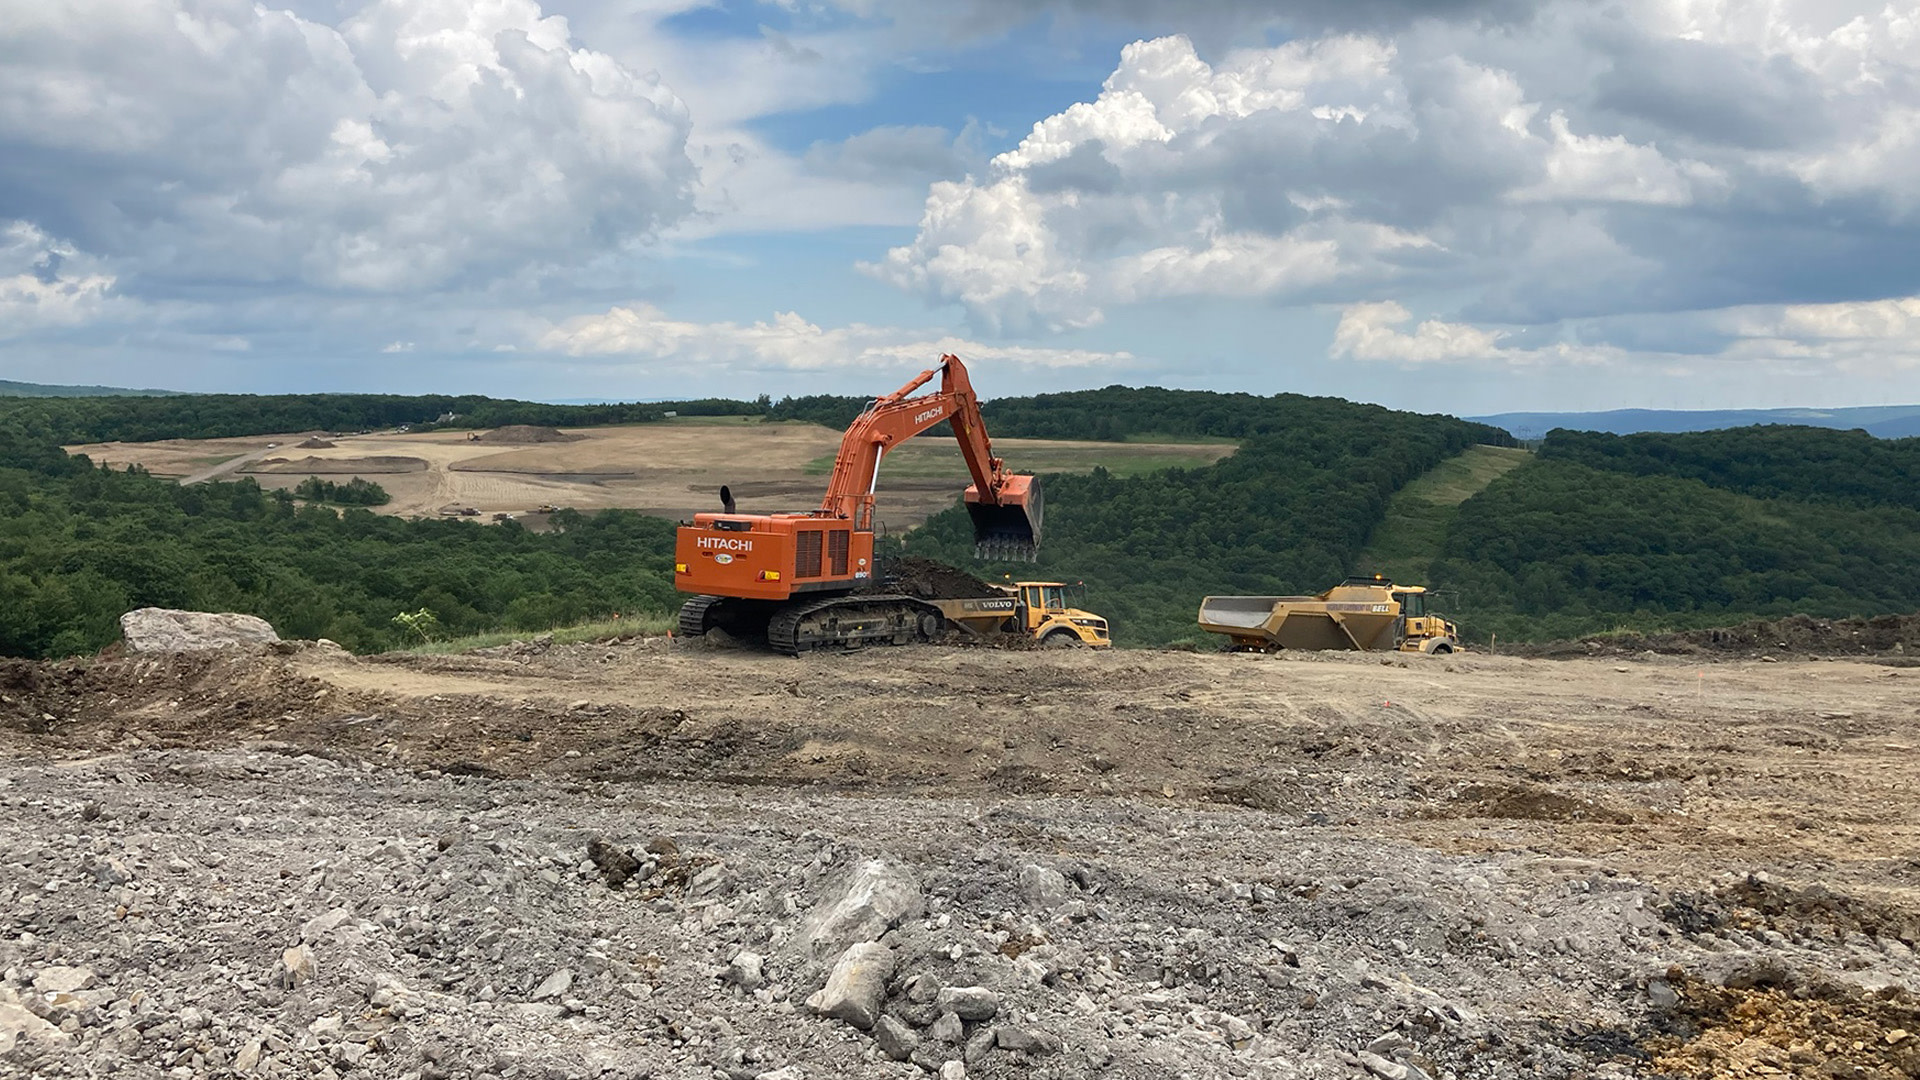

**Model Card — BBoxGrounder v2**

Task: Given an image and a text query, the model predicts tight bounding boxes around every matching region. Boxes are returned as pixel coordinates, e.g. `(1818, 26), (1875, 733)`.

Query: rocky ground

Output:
(2, 638), (1918, 1080)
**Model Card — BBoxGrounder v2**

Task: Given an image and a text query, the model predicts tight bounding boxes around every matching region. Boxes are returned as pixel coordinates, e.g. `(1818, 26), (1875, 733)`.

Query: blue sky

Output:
(4, 0), (1920, 415)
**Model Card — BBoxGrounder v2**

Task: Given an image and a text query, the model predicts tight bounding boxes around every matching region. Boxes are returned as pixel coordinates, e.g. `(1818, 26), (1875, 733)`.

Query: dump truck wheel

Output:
(1042, 630), (1081, 649)
(1430, 642), (1453, 655)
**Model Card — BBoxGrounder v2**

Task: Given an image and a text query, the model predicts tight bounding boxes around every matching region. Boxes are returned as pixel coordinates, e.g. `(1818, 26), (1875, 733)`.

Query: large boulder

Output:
(783, 858), (923, 991)
(120, 609), (280, 653)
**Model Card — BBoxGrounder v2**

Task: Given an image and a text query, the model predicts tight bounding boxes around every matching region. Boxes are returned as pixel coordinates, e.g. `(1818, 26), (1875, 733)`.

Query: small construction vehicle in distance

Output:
(674, 353), (1045, 655)
(1197, 576), (1461, 654)
(931, 581), (1110, 648)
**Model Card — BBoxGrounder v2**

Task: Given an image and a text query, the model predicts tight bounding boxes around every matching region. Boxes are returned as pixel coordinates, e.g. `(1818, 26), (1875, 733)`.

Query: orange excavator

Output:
(674, 354), (1042, 654)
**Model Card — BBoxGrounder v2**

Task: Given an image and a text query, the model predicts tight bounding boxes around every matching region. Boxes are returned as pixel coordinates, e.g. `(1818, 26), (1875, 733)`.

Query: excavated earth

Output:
(2, 640), (1918, 1080)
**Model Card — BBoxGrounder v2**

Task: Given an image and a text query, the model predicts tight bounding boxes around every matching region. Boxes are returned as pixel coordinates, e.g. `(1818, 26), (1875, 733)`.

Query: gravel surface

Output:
(3, 641), (1918, 1079)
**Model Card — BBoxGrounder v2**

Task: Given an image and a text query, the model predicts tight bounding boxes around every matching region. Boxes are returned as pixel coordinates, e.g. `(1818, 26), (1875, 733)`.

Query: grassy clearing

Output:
(400, 612), (677, 655)
(1355, 445), (1531, 585)
(654, 414), (766, 426)
(804, 439), (1236, 478)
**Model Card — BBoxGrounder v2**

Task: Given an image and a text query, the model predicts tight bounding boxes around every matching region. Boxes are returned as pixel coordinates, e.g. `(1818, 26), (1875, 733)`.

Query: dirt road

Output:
(2, 643), (1916, 1078)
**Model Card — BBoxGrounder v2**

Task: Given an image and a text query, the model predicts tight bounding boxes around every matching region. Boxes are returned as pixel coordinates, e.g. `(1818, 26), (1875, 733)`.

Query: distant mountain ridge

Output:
(0, 379), (181, 398)
(1471, 405), (1920, 440)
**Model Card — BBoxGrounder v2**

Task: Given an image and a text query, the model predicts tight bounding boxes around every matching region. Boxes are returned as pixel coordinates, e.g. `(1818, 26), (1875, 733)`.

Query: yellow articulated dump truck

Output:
(935, 582), (1111, 648)
(1197, 576), (1460, 654)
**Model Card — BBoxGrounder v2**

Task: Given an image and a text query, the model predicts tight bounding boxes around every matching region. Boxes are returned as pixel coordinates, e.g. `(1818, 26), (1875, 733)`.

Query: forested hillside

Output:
(903, 397), (1511, 644)
(1542, 426), (1920, 510)
(0, 392), (762, 444)
(1433, 427), (1920, 642)
(0, 425), (680, 657)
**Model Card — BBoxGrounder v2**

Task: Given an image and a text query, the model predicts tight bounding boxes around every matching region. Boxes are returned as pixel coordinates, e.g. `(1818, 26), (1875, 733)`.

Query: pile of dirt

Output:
(243, 455), (427, 474)
(884, 556), (1001, 600)
(1646, 967), (1920, 1078)
(296, 436), (335, 449)
(474, 425), (584, 444)
(1529, 612), (1920, 660)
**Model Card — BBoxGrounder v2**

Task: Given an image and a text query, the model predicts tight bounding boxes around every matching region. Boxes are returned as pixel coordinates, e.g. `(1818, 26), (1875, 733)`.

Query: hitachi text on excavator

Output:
(673, 354), (1045, 654)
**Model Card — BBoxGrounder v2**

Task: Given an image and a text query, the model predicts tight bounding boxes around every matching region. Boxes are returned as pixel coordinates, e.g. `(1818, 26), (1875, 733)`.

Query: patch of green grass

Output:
(400, 612), (677, 655)
(1355, 444), (1530, 584)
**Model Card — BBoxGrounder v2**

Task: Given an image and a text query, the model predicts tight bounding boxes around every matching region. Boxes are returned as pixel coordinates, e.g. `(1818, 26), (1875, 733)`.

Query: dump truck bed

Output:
(1198, 594), (1402, 651)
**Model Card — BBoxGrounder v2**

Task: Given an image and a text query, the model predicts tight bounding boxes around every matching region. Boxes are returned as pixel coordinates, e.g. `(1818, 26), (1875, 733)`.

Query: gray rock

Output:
(929, 1011), (965, 1043)
(786, 858), (922, 982)
(803, 943), (894, 1030)
(873, 1014), (919, 1061)
(119, 608), (280, 653)
(1647, 977), (1678, 1010)
(301, 908), (352, 944)
(1358, 1050), (1430, 1080)
(935, 985), (998, 1021)
(1, 992), (71, 1053)
(531, 968), (574, 1001)
(31, 966), (96, 994)
(964, 1027), (996, 1064)
(723, 951), (767, 992)
(994, 1026), (1060, 1055)
(939, 1063), (966, 1080)
(1018, 865), (1073, 909)
(905, 973), (941, 1003)
(278, 946), (316, 989)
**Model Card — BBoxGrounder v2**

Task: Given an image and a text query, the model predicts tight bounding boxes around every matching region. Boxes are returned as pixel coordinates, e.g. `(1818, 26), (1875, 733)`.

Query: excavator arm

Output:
(816, 354), (1041, 560)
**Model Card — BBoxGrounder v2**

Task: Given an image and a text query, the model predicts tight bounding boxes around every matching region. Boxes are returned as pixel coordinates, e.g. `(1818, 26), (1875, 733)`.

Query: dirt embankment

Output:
(242, 456), (428, 475)
(473, 425), (585, 444)
(1524, 612), (1920, 661)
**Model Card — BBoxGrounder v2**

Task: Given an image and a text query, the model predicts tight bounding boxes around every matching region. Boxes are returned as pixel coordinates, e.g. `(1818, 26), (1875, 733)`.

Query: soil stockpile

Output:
(474, 425), (585, 444)
(296, 437), (335, 449)
(885, 556), (1000, 599)
(1528, 612), (1920, 660)
(242, 456), (427, 475)
(2, 642), (1917, 1079)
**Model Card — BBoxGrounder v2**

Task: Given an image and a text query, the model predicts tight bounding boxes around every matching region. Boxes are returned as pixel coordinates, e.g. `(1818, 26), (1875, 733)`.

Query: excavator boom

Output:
(814, 354), (1041, 559)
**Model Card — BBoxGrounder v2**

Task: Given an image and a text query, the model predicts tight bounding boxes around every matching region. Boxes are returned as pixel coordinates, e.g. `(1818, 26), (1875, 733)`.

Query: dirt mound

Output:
(1530, 612), (1920, 660)
(474, 425), (585, 444)
(296, 436), (335, 448)
(1647, 968), (1920, 1078)
(884, 556), (1000, 600)
(243, 455), (427, 474)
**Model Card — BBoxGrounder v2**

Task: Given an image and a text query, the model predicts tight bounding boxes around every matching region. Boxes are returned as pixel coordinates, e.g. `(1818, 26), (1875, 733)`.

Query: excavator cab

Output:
(966, 474), (1042, 561)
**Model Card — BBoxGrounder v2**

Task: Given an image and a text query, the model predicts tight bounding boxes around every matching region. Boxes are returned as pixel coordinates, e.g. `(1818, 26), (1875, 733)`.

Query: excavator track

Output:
(766, 594), (944, 656)
(678, 595), (778, 640)
(678, 595), (723, 637)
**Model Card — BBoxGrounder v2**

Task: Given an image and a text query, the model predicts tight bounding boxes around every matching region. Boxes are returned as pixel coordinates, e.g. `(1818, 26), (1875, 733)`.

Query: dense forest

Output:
(0, 392), (764, 445)
(292, 477), (390, 506)
(0, 424), (679, 657)
(1542, 426), (1920, 511)
(1431, 427), (1920, 641)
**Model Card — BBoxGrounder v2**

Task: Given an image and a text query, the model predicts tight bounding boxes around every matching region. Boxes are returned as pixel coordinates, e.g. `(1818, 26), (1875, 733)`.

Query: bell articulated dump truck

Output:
(1197, 576), (1461, 654)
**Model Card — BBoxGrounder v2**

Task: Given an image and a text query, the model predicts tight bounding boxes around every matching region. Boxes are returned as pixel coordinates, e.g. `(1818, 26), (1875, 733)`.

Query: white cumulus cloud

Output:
(537, 303), (1132, 371)
(873, 2), (1920, 337)
(0, 0), (696, 293)
(0, 221), (119, 337)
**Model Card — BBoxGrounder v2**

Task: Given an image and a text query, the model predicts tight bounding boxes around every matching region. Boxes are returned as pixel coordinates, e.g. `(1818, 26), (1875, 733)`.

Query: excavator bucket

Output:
(965, 474), (1043, 562)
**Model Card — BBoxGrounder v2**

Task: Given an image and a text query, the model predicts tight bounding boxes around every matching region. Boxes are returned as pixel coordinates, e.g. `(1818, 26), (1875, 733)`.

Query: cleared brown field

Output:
(64, 420), (1235, 528)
